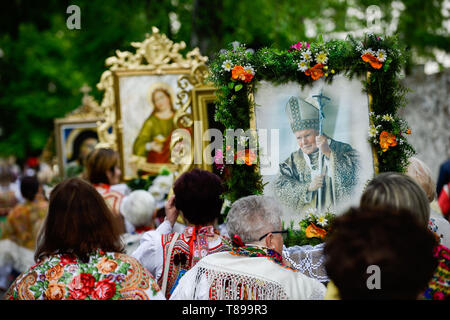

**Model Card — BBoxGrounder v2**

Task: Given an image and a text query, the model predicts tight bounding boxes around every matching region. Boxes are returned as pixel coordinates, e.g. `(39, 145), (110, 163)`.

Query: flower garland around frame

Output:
(209, 33), (415, 222)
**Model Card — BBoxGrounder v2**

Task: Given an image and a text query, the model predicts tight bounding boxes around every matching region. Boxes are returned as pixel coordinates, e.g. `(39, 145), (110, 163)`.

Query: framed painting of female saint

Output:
(96, 27), (209, 180)
(114, 72), (187, 178)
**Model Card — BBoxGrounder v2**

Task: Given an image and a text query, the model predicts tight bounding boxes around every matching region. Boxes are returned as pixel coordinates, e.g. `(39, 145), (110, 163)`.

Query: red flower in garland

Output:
(361, 53), (383, 69)
(379, 131), (397, 152)
(304, 64), (324, 80)
(231, 66), (254, 83)
(235, 149), (256, 166)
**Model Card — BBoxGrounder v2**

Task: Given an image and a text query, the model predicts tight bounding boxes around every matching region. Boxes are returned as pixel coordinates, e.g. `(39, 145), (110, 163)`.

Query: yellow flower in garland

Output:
(376, 49), (387, 62)
(315, 51), (328, 64)
(317, 216), (328, 227)
(368, 125), (378, 138)
(379, 131), (397, 152)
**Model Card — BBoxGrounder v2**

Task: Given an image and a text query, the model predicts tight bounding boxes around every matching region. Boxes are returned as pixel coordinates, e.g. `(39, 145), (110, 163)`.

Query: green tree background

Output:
(0, 0), (448, 163)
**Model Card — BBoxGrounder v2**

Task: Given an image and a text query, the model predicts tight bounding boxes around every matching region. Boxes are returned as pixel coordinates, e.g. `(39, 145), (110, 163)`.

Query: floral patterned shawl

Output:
(5, 250), (165, 300)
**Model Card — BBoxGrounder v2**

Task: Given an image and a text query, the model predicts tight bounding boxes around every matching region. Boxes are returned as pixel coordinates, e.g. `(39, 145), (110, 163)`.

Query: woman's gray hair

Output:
(406, 157), (436, 202)
(360, 172), (430, 226)
(226, 195), (282, 244)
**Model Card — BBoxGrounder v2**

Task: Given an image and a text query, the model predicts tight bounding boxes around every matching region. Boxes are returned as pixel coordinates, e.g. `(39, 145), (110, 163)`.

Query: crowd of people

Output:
(0, 151), (449, 300)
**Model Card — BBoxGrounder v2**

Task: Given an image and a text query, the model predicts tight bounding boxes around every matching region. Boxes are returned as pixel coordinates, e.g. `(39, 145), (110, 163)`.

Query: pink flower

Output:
(433, 291), (445, 300)
(214, 149), (224, 170)
(289, 42), (303, 51)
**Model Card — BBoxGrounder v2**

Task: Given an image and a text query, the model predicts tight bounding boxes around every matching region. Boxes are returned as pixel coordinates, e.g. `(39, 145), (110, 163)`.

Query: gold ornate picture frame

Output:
(190, 84), (224, 173)
(96, 27), (209, 180)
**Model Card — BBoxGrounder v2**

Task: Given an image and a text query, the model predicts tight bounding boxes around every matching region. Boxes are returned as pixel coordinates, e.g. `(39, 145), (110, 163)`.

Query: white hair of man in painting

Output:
(226, 195), (283, 245)
(121, 190), (156, 228)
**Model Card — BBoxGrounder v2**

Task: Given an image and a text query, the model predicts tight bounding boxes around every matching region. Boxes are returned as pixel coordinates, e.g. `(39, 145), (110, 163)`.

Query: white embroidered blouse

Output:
(131, 220), (224, 280)
(170, 251), (326, 300)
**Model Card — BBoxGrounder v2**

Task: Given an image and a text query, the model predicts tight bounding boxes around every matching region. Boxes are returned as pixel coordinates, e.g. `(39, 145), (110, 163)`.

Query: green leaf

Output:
(228, 82), (235, 89)
(29, 285), (40, 292)
(317, 34), (324, 44)
(235, 84), (243, 92)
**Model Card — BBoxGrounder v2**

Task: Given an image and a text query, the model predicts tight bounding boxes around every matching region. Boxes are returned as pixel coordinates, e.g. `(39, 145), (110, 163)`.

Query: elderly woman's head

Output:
(406, 157), (436, 203)
(121, 190), (156, 229)
(226, 195), (284, 254)
(173, 169), (224, 226)
(360, 172), (430, 225)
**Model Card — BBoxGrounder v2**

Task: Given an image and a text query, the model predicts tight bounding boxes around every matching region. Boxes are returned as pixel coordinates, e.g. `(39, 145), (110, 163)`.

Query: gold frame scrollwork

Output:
(96, 27), (209, 180)
(367, 72), (380, 175)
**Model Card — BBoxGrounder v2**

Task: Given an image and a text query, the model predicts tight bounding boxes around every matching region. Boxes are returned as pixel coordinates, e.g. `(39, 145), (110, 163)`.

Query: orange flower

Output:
(379, 130), (397, 152)
(96, 256), (118, 274)
(232, 66), (245, 80)
(304, 64), (324, 80)
(232, 65), (254, 83)
(361, 53), (383, 69)
(45, 264), (64, 281)
(305, 223), (327, 239)
(44, 283), (66, 300)
(406, 129), (411, 134)
(235, 149), (256, 166)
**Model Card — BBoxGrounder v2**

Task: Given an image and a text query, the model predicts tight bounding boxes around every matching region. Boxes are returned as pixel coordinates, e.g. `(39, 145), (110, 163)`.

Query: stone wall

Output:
(398, 68), (450, 182)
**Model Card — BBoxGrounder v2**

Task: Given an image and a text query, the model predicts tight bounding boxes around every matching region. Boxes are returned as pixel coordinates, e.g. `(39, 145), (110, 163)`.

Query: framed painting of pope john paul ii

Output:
(253, 75), (376, 223)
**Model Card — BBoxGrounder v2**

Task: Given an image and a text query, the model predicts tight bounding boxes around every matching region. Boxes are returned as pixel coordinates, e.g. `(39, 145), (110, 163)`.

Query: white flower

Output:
(315, 51), (328, 64)
(297, 60), (309, 72)
(222, 59), (233, 71)
(368, 125), (378, 138)
(362, 48), (375, 57)
(301, 50), (313, 62)
(305, 208), (317, 218)
(382, 114), (394, 122)
(243, 65), (255, 75)
(317, 216), (328, 227)
(376, 49), (387, 62)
